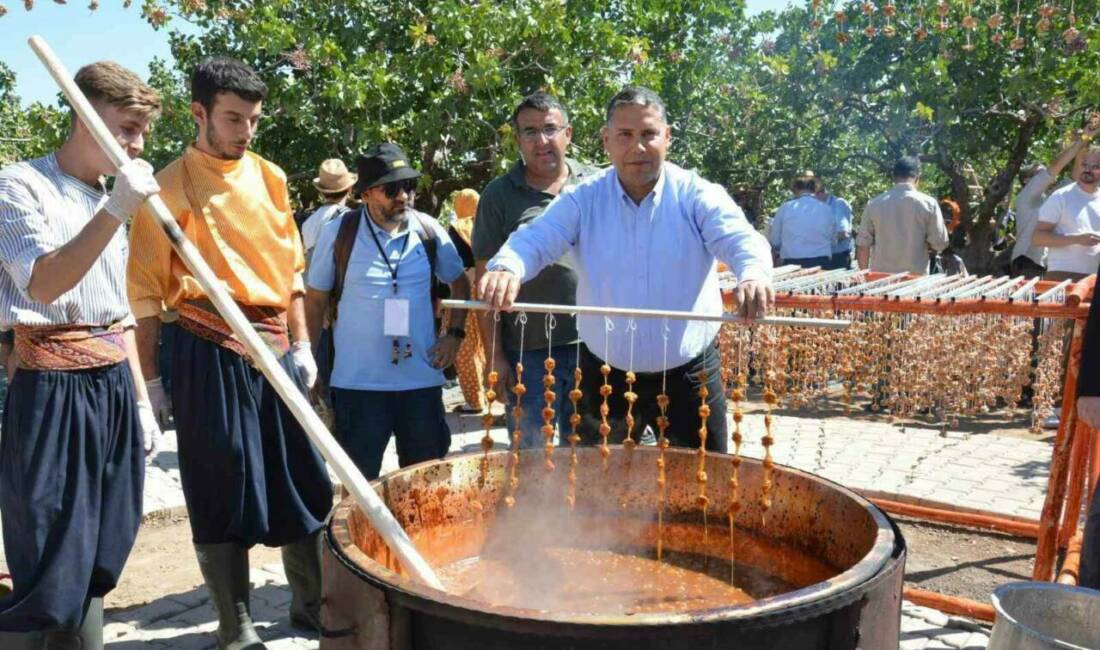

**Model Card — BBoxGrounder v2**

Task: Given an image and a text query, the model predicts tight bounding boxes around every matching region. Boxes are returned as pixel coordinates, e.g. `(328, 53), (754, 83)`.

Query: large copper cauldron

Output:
(322, 447), (905, 649)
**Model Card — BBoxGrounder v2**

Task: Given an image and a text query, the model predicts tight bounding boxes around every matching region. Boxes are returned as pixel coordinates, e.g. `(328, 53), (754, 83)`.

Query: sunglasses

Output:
(379, 178), (417, 198)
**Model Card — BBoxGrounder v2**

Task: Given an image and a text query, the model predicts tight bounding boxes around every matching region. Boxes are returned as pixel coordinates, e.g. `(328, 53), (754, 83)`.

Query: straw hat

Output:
(792, 169), (820, 192)
(313, 159), (357, 193)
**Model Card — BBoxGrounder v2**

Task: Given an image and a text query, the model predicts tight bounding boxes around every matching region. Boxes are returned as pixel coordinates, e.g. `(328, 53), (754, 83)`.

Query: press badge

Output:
(383, 298), (410, 337)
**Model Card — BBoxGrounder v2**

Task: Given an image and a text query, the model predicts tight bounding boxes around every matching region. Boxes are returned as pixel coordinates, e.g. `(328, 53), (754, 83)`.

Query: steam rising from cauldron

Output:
(469, 469), (655, 612)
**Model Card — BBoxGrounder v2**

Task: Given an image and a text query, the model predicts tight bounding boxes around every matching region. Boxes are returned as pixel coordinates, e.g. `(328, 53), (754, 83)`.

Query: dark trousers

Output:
(1010, 255), (1046, 279)
(782, 256), (830, 269)
(331, 385), (450, 480)
(577, 340), (727, 452)
(171, 328), (333, 547)
(825, 250), (852, 270)
(0, 363), (144, 632)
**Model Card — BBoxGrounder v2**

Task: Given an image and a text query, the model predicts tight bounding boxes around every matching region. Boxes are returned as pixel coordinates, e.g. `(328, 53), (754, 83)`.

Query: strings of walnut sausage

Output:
(541, 315), (558, 472)
(503, 314), (528, 508)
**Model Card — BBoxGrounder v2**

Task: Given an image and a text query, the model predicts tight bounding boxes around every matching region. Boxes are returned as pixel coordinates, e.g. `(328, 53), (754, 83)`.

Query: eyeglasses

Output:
(379, 178), (417, 198)
(1083, 163), (1100, 171)
(518, 125), (568, 141)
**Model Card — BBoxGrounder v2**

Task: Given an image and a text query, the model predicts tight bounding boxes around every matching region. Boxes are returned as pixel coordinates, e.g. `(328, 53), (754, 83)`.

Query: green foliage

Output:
(757, 1), (1100, 269)
(142, 0), (750, 211)
(3, 0), (1097, 271)
(0, 62), (66, 167)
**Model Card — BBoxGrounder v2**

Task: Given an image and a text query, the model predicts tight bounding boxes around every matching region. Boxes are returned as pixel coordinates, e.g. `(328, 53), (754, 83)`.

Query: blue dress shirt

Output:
(488, 163), (772, 372)
(827, 195), (854, 254)
(768, 194), (841, 261)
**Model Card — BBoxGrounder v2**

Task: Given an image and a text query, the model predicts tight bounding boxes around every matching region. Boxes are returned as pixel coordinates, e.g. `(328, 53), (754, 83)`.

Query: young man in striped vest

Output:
(0, 61), (163, 649)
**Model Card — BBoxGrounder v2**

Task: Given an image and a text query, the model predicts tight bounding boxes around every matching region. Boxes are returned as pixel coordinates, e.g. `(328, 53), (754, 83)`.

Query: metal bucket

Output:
(322, 447), (906, 649)
(989, 582), (1100, 650)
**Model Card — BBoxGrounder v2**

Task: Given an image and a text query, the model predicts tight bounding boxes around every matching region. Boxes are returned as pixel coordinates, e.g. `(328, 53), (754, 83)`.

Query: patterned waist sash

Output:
(176, 299), (290, 361)
(14, 323), (127, 371)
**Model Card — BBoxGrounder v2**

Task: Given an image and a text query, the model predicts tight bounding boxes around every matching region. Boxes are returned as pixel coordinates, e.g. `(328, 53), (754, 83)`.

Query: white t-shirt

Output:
(1011, 167), (1052, 266)
(300, 203), (347, 254)
(1038, 183), (1100, 275)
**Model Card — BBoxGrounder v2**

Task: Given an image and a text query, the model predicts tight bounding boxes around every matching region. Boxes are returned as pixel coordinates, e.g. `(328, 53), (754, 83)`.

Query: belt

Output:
(14, 322), (127, 371)
(175, 299), (290, 361)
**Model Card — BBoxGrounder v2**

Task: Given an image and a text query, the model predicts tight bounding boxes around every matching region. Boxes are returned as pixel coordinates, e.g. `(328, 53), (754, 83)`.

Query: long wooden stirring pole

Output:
(27, 35), (445, 590)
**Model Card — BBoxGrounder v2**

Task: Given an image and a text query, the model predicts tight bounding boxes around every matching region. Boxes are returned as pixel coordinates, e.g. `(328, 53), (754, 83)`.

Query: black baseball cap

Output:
(353, 143), (421, 194)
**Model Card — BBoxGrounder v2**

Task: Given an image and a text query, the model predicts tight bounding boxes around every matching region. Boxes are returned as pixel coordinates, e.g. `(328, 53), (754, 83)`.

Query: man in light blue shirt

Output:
(479, 86), (773, 452)
(305, 143), (469, 479)
(817, 182), (854, 270)
(769, 173), (841, 268)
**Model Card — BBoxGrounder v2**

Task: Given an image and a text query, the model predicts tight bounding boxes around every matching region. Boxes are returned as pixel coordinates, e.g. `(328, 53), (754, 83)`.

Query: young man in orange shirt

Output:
(128, 58), (331, 649)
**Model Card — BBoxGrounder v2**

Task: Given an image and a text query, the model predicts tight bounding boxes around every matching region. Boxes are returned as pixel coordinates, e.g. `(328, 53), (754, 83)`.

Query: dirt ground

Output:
(105, 511), (283, 610)
(105, 510), (1039, 612)
(895, 516), (1036, 601)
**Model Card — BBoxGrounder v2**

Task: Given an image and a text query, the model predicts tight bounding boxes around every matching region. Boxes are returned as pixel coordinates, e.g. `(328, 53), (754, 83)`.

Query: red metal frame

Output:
(721, 273), (1096, 622)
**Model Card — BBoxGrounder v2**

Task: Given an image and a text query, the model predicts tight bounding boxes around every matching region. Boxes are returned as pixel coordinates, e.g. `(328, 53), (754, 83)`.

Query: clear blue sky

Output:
(1, 2), (196, 106)
(3, 0), (793, 107)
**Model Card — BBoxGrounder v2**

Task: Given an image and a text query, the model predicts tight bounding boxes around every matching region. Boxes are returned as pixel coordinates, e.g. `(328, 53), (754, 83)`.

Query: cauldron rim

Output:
(327, 447), (896, 628)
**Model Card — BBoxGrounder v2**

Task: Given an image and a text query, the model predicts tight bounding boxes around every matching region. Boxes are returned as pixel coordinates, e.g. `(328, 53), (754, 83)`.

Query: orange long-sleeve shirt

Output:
(127, 145), (305, 320)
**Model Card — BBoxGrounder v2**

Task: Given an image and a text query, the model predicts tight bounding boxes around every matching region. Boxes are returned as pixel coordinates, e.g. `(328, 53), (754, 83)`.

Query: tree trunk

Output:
(967, 111), (1043, 274)
(936, 110), (1041, 274)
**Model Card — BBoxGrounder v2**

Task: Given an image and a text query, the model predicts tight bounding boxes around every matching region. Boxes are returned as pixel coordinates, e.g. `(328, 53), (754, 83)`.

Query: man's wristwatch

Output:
(446, 327), (466, 340)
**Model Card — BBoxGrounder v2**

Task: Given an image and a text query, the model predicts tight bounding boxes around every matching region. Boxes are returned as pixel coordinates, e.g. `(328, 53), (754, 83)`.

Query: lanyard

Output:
(365, 214), (410, 295)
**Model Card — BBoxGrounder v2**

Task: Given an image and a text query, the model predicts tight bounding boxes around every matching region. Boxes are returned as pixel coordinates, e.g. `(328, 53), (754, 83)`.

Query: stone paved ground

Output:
(7, 386), (1050, 648)
(144, 401), (1053, 522)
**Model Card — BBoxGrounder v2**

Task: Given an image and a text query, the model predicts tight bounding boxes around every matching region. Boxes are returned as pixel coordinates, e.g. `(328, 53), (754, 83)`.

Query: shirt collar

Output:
(616, 163), (667, 207)
(364, 207), (410, 239)
(46, 152), (107, 197)
(893, 182), (916, 190)
(185, 143), (246, 174)
(1074, 182), (1100, 198)
(507, 158), (586, 191)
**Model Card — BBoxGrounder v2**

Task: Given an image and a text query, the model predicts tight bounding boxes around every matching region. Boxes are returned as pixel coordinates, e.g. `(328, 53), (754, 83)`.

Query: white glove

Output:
(291, 341), (318, 389)
(137, 401), (163, 461)
(103, 159), (160, 222)
(145, 377), (172, 429)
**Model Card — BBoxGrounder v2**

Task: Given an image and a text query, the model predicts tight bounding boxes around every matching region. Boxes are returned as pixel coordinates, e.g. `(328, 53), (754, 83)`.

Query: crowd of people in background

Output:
(286, 99), (1100, 473)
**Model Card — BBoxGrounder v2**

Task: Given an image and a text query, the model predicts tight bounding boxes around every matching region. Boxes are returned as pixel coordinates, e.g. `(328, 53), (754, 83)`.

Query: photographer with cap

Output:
(305, 143), (470, 479)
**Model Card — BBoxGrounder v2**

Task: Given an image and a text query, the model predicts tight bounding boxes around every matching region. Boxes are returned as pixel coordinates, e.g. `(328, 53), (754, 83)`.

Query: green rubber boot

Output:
(281, 530), (323, 632)
(42, 597), (103, 650)
(194, 543), (266, 650)
(0, 630), (44, 650)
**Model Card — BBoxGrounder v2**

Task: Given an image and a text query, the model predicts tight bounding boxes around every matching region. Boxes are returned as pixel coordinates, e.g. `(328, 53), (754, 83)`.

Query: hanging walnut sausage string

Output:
(503, 312), (528, 509)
